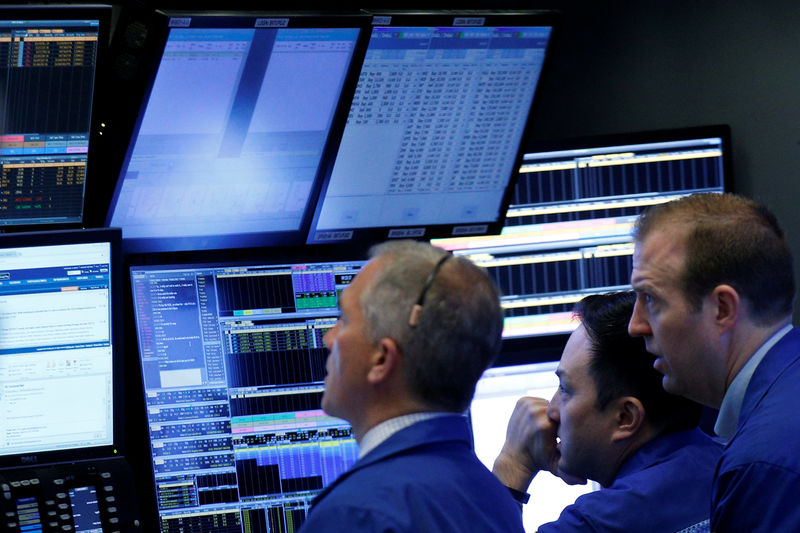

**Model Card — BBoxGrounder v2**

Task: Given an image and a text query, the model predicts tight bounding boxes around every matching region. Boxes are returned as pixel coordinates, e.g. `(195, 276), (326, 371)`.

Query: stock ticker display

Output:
(0, 17), (100, 225)
(308, 23), (553, 244)
(434, 132), (727, 338)
(130, 260), (365, 533)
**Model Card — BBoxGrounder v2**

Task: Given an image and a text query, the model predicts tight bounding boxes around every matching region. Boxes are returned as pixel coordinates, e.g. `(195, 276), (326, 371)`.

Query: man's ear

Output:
(367, 337), (401, 385)
(610, 396), (646, 443)
(710, 284), (739, 334)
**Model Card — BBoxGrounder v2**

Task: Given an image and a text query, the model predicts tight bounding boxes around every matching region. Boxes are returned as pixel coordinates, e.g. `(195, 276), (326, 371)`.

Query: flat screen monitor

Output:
(0, 5), (110, 229)
(0, 227), (122, 468)
(106, 12), (369, 253)
(471, 361), (600, 531)
(306, 11), (558, 244)
(433, 125), (730, 347)
(129, 257), (367, 532)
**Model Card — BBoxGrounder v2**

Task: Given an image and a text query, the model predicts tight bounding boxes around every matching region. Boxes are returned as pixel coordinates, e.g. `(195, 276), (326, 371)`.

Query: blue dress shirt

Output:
(300, 414), (524, 533)
(539, 428), (722, 533)
(711, 326), (800, 532)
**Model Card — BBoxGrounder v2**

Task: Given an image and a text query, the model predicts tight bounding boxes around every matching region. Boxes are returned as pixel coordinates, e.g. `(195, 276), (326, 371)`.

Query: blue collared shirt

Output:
(539, 428), (722, 533)
(714, 323), (792, 440)
(303, 414), (525, 533)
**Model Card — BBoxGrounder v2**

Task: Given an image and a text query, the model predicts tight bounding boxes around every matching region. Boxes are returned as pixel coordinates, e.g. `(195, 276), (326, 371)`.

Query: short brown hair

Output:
(634, 193), (795, 324)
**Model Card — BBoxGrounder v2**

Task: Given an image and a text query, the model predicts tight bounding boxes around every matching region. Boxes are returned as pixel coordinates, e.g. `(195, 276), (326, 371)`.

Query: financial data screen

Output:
(130, 259), (365, 532)
(109, 23), (361, 251)
(435, 131), (727, 338)
(309, 24), (553, 242)
(0, 240), (114, 455)
(0, 16), (102, 226)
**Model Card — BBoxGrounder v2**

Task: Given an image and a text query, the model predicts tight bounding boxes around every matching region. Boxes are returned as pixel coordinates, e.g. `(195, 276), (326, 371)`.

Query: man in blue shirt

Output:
(493, 291), (722, 532)
(628, 192), (800, 531)
(300, 240), (524, 533)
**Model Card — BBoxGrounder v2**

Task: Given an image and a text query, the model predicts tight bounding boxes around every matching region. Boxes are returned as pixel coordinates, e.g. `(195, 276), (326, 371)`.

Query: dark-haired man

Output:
(493, 291), (722, 532)
(300, 240), (523, 532)
(628, 192), (800, 530)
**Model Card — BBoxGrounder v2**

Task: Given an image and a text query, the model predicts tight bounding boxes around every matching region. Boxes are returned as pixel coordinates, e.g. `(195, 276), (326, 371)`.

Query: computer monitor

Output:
(306, 11), (558, 244)
(0, 5), (110, 229)
(470, 361), (599, 531)
(0, 227), (122, 468)
(106, 12), (369, 253)
(129, 256), (367, 532)
(433, 125), (730, 351)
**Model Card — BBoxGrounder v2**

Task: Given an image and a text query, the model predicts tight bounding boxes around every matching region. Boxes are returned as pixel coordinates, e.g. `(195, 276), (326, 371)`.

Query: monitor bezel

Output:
(305, 9), (561, 246)
(103, 9), (373, 255)
(0, 227), (124, 470)
(0, 4), (111, 233)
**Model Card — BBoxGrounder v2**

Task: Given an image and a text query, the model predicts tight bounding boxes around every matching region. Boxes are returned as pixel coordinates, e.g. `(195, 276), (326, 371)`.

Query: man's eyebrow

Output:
(630, 276), (652, 291)
(556, 366), (574, 384)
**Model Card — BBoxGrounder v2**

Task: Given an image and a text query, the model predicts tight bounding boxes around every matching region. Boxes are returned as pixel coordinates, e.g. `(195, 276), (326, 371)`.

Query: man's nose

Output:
(628, 297), (652, 337)
(323, 322), (338, 349)
(546, 392), (560, 422)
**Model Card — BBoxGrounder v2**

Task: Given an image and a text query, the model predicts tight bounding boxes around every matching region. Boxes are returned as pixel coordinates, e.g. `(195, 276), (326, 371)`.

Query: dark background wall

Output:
(529, 0), (800, 200)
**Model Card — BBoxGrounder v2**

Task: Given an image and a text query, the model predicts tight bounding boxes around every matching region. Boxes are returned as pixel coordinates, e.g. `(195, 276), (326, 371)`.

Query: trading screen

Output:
(0, 16), (102, 225)
(130, 259), (366, 532)
(308, 23), (553, 242)
(109, 22), (362, 251)
(434, 132), (727, 339)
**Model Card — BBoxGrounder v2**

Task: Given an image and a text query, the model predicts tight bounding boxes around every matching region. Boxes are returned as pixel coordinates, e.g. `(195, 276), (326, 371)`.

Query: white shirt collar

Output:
(714, 323), (793, 440)
(358, 412), (452, 458)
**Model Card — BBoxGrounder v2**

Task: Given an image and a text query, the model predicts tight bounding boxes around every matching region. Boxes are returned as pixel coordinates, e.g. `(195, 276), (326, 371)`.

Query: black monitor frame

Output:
(305, 9), (560, 246)
(0, 227), (124, 470)
(0, 4), (111, 233)
(103, 10), (372, 254)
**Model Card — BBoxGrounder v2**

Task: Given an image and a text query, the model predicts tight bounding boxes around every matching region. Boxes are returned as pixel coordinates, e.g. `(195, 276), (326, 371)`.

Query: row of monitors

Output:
(0, 122), (728, 526)
(0, 123), (728, 530)
(0, 3), (729, 531)
(0, 5), (559, 252)
(108, 10), (558, 253)
(0, 227), (593, 531)
(0, 3), (728, 260)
